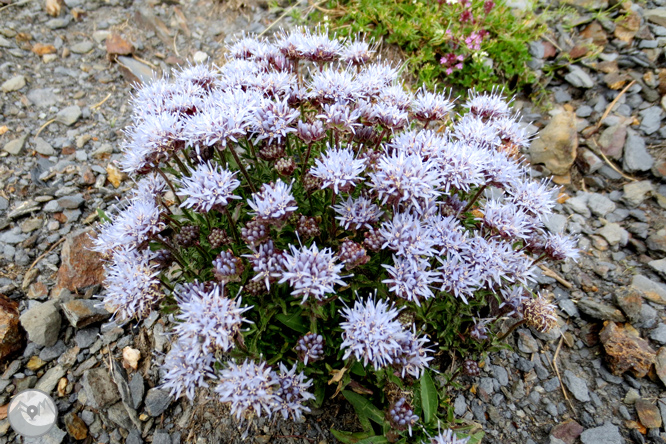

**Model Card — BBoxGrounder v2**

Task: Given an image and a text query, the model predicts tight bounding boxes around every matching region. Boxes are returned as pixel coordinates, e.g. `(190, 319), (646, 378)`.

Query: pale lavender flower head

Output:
(333, 195), (383, 230)
(411, 87), (455, 122)
(131, 173), (167, 203)
(130, 76), (175, 118)
(481, 199), (532, 240)
(543, 232), (579, 262)
(296, 333), (325, 365)
(382, 256), (438, 306)
(215, 359), (280, 420)
(248, 180), (298, 223)
(216, 59), (261, 90)
(120, 112), (185, 174)
(307, 66), (359, 104)
(356, 62), (401, 98)
(102, 246), (163, 323)
(367, 101), (409, 129)
(252, 97), (300, 144)
(379, 212), (438, 258)
(227, 34), (270, 60)
(369, 148), (442, 210)
(392, 327), (434, 379)
(340, 296), (407, 370)
(177, 63), (219, 92)
(160, 335), (215, 401)
(380, 85), (414, 111)
(275, 28), (309, 59)
(92, 197), (165, 255)
(507, 177), (556, 219)
(464, 87), (512, 120)
(481, 149), (525, 190)
(310, 145), (366, 194)
(340, 39), (376, 65)
(243, 240), (286, 290)
(452, 114), (501, 149)
(428, 215), (468, 258)
(297, 120), (326, 143)
(493, 115), (533, 149)
(317, 103), (362, 133)
(425, 429), (470, 444)
(299, 27), (343, 62)
(279, 242), (348, 303)
(436, 142), (487, 193)
(177, 162), (241, 213)
(254, 70), (296, 97)
(174, 282), (253, 352)
(436, 254), (480, 303)
(389, 129), (448, 160)
(274, 363), (316, 421)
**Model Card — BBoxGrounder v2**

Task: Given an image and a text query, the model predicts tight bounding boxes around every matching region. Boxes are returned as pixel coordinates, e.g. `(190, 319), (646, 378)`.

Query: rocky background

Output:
(2, 0), (666, 442)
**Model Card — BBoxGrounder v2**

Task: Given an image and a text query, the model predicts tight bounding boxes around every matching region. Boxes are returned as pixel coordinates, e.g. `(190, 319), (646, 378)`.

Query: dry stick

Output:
(0, 0), (34, 12)
(585, 79), (636, 139)
(26, 237), (66, 275)
(34, 118), (56, 140)
(91, 93), (112, 110)
(589, 138), (638, 182)
(552, 335), (577, 417)
(258, 0), (306, 37)
(538, 264), (573, 289)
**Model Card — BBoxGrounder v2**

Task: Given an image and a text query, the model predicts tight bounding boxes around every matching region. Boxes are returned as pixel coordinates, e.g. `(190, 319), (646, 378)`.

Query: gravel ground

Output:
(2, 0), (666, 442)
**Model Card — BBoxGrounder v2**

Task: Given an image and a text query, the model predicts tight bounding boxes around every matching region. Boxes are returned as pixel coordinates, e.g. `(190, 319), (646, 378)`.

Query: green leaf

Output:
(355, 437), (389, 444)
(330, 428), (374, 444)
(342, 391), (385, 425)
(350, 361), (367, 377)
(465, 431), (485, 444)
(420, 370), (438, 424)
(275, 310), (308, 333)
(97, 208), (111, 223)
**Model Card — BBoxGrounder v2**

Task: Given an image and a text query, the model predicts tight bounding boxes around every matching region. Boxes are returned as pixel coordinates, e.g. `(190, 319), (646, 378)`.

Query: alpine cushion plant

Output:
(93, 27), (578, 442)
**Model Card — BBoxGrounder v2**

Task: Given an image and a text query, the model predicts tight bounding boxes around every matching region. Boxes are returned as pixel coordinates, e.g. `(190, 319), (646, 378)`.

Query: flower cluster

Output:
(96, 27), (576, 442)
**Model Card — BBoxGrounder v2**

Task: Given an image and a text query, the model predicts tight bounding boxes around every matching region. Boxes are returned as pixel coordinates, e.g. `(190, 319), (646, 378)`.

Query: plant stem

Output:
(531, 253), (547, 267)
(462, 184), (488, 213)
(301, 142), (314, 178)
(496, 319), (526, 342)
(226, 145), (257, 194)
(156, 168), (182, 206)
(223, 206), (241, 245)
(172, 154), (191, 177)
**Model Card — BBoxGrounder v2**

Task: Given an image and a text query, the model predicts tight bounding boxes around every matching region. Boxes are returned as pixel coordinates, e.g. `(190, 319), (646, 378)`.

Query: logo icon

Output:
(7, 389), (58, 438)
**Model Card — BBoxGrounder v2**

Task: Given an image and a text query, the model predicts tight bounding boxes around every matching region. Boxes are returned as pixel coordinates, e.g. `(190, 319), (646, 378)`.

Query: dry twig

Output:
(91, 93), (112, 110)
(34, 118), (56, 140)
(25, 236), (66, 275)
(538, 264), (573, 288)
(552, 335), (577, 417)
(585, 79), (636, 139)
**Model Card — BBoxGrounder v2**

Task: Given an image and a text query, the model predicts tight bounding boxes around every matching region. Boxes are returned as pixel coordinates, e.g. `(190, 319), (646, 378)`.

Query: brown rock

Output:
(569, 44), (589, 59)
(551, 420), (584, 444)
(27, 281), (48, 300)
(580, 323), (601, 347)
(31, 43), (57, 56)
(106, 34), (134, 56)
(61, 299), (111, 328)
(604, 71), (633, 90)
(53, 229), (105, 295)
(614, 287), (643, 323)
(106, 163), (126, 188)
(598, 123), (627, 159)
(597, 60), (619, 74)
(636, 399), (662, 429)
(542, 41), (558, 59)
(599, 321), (656, 378)
(580, 21), (608, 46)
(529, 110), (578, 175)
(658, 69), (666, 95)
(45, 0), (63, 16)
(64, 412), (88, 440)
(0, 295), (23, 361)
(615, 11), (641, 43)
(26, 356), (46, 371)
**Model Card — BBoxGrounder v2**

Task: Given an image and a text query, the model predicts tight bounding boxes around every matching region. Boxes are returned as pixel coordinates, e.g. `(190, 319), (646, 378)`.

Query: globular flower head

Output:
(317, 103), (362, 133)
(480, 199), (533, 240)
(382, 256), (438, 306)
(425, 429), (470, 444)
(522, 292), (558, 333)
(508, 177), (556, 219)
(411, 87), (454, 122)
(177, 63), (219, 92)
(436, 142), (487, 193)
(175, 225), (200, 248)
(379, 212), (438, 258)
(174, 282), (253, 352)
(160, 335), (215, 401)
(296, 333), (325, 365)
(334, 195), (383, 231)
(252, 98), (299, 145)
(340, 38), (376, 65)
(279, 243), (348, 303)
(213, 250), (245, 283)
(437, 254), (480, 303)
(296, 215), (321, 239)
(464, 87), (512, 120)
(308, 65), (359, 104)
(463, 359), (480, 376)
(391, 327), (434, 379)
(248, 180), (298, 223)
(543, 232), (579, 262)
(274, 363), (316, 421)
(215, 359), (280, 420)
(102, 247), (163, 324)
(469, 318), (490, 341)
(299, 27), (343, 62)
(243, 240), (286, 290)
(275, 157), (297, 176)
(178, 162), (241, 213)
(310, 145), (366, 194)
(338, 239), (370, 270)
(297, 120), (326, 144)
(340, 296), (407, 370)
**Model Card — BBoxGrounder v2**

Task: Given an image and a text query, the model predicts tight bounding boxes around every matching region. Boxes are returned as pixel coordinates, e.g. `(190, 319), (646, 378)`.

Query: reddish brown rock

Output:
(580, 323), (601, 347)
(615, 11), (641, 43)
(604, 72), (633, 90)
(636, 399), (662, 429)
(598, 123), (627, 159)
(53, 229), (105, 295)
(64, 412), (88, 440)
(0, 295), (23, 361)
(599, 321), (656, 378)
(106, 34), (134, 56)
(31, 43), (57, 56)
(580, 21), (608, 46)
(550, 420), (584, 444)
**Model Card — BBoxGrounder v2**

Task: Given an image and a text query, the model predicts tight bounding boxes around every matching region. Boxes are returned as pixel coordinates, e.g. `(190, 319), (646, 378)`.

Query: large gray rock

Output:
(19, 300), (61, 347)
(3, 135), (27, 155)
(61, 299), (111, 328)
(562, 370), (590, 402)
(55, 105), (82, 126)
(580, 422), (623, 444)
(587, 194), (616, 217)
(623, 129), (654, 173)
(529, 111), (578, 175)
(639, 106), (663, 135)
(33, 137), (56, 156)
(623, 180), (653, 207)
(646, 8), (666, 27)
(144, 388), (172, 417)
(596, 223), (628, 246)
(35, 365), (66, 394)
(81, 368), (120, 409)
(25, 425), (66, 444)
(578, 298), (626, 322)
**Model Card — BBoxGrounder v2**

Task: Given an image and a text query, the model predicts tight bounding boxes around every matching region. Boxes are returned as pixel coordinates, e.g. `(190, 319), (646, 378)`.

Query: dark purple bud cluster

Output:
(175, 225), (200, 247)
(241, 219), (270, 246)
(339, 240), (370, 270)
(302, 173), (322, 193)
(295, 333), (325, 365)
(243, 278), (268, 296)
(469, 320), (489, 342)
(208, 228), (231, 249)
(463, 359), (480, 376)
(296, 215), (320, 239)
(258, 143), (286, 161)
(363, 227), (384, 252)
(275, 157), (297, 176)
(213, 250), (244, 283)
(387, 398), (419, 435)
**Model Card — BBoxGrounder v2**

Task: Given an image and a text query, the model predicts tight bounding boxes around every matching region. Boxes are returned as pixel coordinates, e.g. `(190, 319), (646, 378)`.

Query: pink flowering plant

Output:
(329, 0), (545, 91)
(94, 28), (576, 443)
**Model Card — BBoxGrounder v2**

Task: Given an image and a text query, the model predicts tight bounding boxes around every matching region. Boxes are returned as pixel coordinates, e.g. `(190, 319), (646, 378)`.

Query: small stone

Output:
(35, 365), (65, 393)
(27, 88), (57, 108)
(45, 17), (70, 29)
(516, 329), (539, 353)
(1, 75), (26, 92)
(106, 34), (134, 56)
(54, 228), (105, 294)
(599, 321), (656, 378)
(26, 355), (46, 371)
(0, 296), (23, 361)
(565, 65), (594, 88)
(615, 10), (641, 43)
(647, 229), (666, 253)
(580, 422), (623, 444)
(3, 135), (27, 155)
(64, 412), (88, 440)
(144, 388), (172, 417)
(639, 106), (663, 135)
(577, 149), (604, 173)
(564, 194), (590, 217)
(587, 194), (616, 217)
(551, 420), (584, 444)
(55, 105), (82, 126)
(39, 340), (66, 362)
(614, 287), (643, 323)
(129, 373), (144, 409)
(623, 129), (654, 173)
(632, 275), (666, 305)
(122, 346), (141, 371)
(92, 30), (110, 43)
(562, 370), (590, 402)
(127, 429), (143, 444)
(577, 298), (626, 322)
(646, 8), (666, 28)
(56, 194), (84, 209)
(106, 163), (126, 188)
(597, 124), (626, 159)
(70, 41), (93, 54)
(596, 223), (628, 246)
(651, 324), (666, 345)
(655, 347), (666, 386)
(530, 110), (578, 175)
(648, 258), (666, 280)
(74, 327), (99, 348)
(193, 51), (208, 63)
(32, 43), (57, 56)
(625, 388), (640, 404)
(623, 180), (654, 207)
(636, 399), (662, 429)
(544, 213), (568, 233)
(24, 425), (66, 444)
(81, 368), (120, 409)
(19, 300), (61, 347)
(61, 299), (111, 328)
